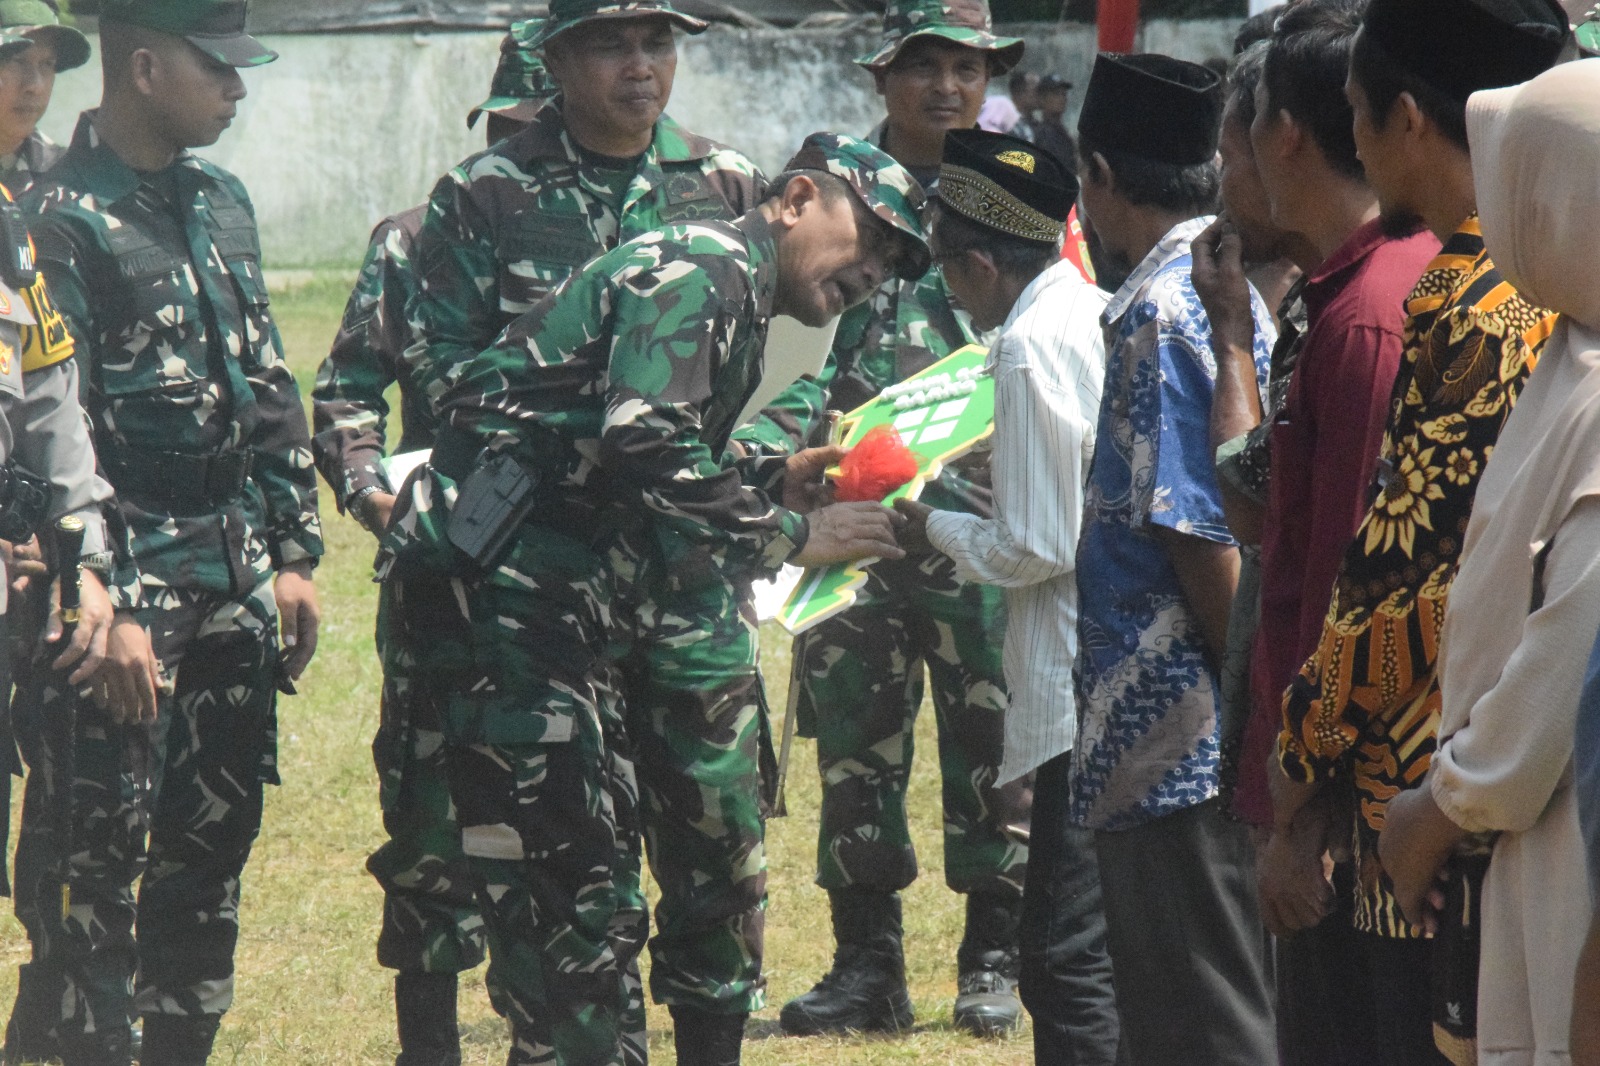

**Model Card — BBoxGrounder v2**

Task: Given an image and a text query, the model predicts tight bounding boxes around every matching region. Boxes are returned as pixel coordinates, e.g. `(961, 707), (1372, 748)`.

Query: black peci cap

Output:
(1361, 0), (1569, 103)
(1076, 52), (1224, 166)
(939, 128), (1076, 244)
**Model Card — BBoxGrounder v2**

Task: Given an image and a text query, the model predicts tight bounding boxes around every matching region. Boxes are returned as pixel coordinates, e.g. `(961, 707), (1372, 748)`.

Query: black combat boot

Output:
(394, 972), (462, 1066)
(778, 887), (914, 1036)
(952, 892), (1024, 1037)
(54, 1025), (134, 1066)
(137, 1014), (219, 1066)
(667, 1005), (746, 1066)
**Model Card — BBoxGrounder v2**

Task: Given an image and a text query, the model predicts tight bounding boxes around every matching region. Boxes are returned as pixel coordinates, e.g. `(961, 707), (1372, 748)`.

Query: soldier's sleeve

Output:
(311, 217), (412, 510)
(228, 186), (324, 569)
(601, 248), (808, 575)
(403, 167), (501, 414)
(704, 148), (768, 217)
(729, 352), (837, 491)
(25, 211), (144, 609)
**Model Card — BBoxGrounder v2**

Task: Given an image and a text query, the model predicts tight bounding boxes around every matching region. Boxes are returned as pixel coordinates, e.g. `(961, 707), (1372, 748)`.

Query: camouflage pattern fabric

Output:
(21, 113), (324, 595)
(7, 581), (279, 1058)
(403, 101), (764, 412)
(0, 129), (63, 197)
(468, 18), (557, 129)
(529, 0), (708, 48)
(609, 533), (772, 1014)
(311, 206), (434, 509)
(735, 208), (1028, 902)
(781, 131), (932, 280)
(855, 0), (1024, 72)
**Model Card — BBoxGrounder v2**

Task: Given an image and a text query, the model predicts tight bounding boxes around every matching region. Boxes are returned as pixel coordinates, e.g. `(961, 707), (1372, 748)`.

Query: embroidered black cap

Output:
(1361, 0), (1568, 103)
(938, 128), (1075, 244)
(1076, 52), (1223, 166)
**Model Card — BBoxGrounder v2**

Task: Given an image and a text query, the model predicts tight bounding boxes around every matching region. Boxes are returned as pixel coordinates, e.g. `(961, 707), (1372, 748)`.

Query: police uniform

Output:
(380, 133), (927, 1066)
(402, 0), (783, 1031)
(5, 5), (324, 1062)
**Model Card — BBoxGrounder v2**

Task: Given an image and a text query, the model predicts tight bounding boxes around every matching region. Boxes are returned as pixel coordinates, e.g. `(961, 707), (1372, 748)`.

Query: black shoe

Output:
(668, 1006), (746, 1066)
(952, 892), (1023, 1038)
(133, 1015), (217, 1066)
(779, 887), (914, 1036)
(394, 973), (462, 1066)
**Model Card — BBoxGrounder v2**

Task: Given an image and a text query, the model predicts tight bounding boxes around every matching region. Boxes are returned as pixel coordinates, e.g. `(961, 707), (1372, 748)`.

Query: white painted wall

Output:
(39, 19), (1238, 267)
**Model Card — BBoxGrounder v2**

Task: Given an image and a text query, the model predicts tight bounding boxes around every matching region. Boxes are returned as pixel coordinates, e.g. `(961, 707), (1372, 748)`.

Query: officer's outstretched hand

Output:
(791, 501), (905, 567)
(782, 445), (846, 514)
(275, 560), (321, 684)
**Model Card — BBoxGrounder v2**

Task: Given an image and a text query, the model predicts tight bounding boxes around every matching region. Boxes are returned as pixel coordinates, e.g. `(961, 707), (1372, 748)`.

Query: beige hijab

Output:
(1469, 59), (1600, 329)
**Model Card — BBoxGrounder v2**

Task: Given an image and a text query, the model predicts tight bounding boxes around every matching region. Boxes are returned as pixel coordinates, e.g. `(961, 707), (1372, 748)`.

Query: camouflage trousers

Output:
(7, 580), (279, 1056)
(385, 563), (647, 1066)
(611, 543), (772, 1017)
(793, 553), (1028, 897)
(366, 584), (487, 976)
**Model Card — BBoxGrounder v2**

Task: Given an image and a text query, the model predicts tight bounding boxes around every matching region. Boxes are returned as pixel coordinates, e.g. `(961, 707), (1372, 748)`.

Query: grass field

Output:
(0, 275), (1034, 1065)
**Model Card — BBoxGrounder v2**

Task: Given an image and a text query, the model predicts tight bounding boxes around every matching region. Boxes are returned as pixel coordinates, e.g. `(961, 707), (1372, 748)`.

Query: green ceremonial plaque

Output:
(777, 343), (994, 635)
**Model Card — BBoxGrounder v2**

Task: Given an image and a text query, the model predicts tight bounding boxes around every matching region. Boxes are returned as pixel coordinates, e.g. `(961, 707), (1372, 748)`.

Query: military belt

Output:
(106, 449), (255, 508)
(0, 459), (51, 543)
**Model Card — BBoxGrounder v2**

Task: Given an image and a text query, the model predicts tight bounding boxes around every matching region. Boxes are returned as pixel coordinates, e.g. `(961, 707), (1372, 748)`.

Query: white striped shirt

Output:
(925, 259), (1107, 783)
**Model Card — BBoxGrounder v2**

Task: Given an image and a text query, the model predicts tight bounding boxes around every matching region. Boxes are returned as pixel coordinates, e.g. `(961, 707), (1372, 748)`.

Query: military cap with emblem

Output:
(99, 0), (277, 67)
(468, 18), (556, 129)
(938, 128), (1075, 244)
(1360, 0), (1568, 102)
(529, 0), (708, 50)
(0, 0), (89, 72)
(782, 131), (933, 282)
(1077, 52), (1224, 166)
(856, 0), (1025, 75)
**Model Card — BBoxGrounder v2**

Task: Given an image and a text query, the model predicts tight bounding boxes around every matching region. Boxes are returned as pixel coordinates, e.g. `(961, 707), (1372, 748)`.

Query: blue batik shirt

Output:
(1071, 217), (1276, 831)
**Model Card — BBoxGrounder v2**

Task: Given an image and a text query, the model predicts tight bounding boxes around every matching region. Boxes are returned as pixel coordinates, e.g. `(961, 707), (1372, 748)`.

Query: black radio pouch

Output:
(0, 200), (36, 290)
(446, 452), (541, 569)
(0, 461), (50, 544)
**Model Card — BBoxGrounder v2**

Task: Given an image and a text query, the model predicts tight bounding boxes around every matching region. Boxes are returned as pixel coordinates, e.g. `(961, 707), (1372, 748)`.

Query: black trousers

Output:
(1020, 751), (1122, 1066)
(1095, 800), (1277, 1066)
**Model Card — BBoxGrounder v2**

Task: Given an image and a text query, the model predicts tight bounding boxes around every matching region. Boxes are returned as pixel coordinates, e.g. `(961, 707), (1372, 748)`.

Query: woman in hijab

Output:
(1378, 58), (1600, 1066)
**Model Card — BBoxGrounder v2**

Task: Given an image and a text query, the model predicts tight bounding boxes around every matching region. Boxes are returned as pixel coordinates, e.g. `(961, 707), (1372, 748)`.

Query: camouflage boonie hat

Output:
(468, 19), (556, 129)
(857, 0), (1024, 75)
(0, 0), (90, 72)
(784, 132), (932, 281)
(101, 0), (276, 67)
(529, 0), (709, 50)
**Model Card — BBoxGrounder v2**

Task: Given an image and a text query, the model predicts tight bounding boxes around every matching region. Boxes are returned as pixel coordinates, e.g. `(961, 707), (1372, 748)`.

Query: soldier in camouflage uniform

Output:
(6, 4), (324, 1063)
(0, 0), (88, 193)
(310, 23), (552, 1066)
(736, 0), (1034, 1040)
(379, 134), (927, 1066)
(402, 1), (798, 1057)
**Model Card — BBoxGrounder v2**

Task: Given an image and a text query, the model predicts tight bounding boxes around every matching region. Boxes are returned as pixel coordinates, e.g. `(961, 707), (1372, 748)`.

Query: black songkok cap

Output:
(1361, 0), (1568, 103)
(939, 129), (1077, 244)
(1076, 52), (1224, 166)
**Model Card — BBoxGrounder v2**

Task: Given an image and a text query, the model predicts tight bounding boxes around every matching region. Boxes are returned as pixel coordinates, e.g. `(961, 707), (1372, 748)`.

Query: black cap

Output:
(1362, 0), (1568, 103)
(1076, 52), (1223, 165)
(1039, 73), (1073, 92)
(938, 129), (1076, 244)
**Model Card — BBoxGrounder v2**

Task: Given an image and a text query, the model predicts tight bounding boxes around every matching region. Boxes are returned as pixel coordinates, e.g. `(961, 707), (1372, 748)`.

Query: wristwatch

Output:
(80, 551), (115, 579)
(348, 485), (384, 532)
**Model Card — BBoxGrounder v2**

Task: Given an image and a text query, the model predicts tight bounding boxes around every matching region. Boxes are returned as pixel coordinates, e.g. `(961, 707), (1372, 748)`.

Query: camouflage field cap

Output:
(783, 132), (932, 281)
(0, 0), (90, 72)
(468, 19), (556, 129)
(528, 0), (709, 50)
(857, 0), (1024, 75)
(100, 0), (277, 67)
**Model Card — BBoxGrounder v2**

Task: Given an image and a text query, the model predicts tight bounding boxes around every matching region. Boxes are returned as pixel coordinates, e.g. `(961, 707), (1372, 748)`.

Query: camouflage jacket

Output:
(311, 205), (431, 510)
(735, 214), (989, 516)
(0, 129), (64, 197)
(404, 100), (765, 410)
(388, 213), (805, 597)
(24, 113), (324, 595)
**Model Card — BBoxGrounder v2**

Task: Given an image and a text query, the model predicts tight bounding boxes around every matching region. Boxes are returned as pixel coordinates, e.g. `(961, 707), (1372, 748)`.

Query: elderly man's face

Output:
(875, 37), (989, 144)
(546, 16), (677, 145)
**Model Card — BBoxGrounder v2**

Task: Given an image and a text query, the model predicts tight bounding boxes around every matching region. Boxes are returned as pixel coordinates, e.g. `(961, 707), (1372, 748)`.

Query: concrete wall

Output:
(40, 19), (1238, 268)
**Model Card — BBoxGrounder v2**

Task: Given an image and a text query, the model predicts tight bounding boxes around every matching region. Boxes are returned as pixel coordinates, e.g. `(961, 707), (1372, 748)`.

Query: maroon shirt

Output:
(1234, 219), (1441, 826)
